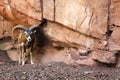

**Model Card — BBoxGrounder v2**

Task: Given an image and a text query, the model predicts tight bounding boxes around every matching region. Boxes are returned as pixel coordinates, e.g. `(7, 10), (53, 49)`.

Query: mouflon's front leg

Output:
(21, 42), (26, 65)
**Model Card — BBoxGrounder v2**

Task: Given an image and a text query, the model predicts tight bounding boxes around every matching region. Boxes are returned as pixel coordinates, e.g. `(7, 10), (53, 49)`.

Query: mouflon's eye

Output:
(30, 31), (33, 34)
(33, 30), (36, 33)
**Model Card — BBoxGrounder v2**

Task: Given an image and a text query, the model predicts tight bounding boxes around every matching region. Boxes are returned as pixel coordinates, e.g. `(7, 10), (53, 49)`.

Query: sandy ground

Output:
(0, 61), (120, 80)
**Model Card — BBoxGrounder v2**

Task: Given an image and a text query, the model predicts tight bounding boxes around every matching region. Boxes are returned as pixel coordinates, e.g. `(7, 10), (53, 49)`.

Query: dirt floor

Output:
(0, 61), (120, 80)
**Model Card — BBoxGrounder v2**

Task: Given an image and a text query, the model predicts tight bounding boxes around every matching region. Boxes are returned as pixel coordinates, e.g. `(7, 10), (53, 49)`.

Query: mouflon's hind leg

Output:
(30, 51), (34, 64)
(30, 46), (34, 64)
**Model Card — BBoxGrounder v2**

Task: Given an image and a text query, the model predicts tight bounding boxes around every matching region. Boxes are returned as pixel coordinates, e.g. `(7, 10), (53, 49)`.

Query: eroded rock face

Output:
(45, 21), (94, 49)
(0, 0), (120, 67)
(0, 15), (13, 38)
(108, 0), (120, 51)
(110, 0), (120, 26)
(43, 0), (108, 39)
(55, 0), (108, 39)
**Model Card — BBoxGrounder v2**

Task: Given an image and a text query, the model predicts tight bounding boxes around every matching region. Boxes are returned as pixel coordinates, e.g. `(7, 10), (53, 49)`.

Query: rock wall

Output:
(0, 0), (120, 67)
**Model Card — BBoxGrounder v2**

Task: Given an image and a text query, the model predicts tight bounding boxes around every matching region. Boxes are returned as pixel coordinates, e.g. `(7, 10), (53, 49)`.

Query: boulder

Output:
(108, 27), (120, 50)
(91, 50), (118, 64)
